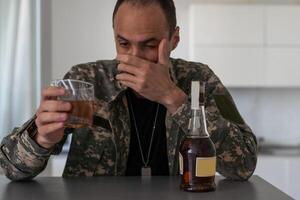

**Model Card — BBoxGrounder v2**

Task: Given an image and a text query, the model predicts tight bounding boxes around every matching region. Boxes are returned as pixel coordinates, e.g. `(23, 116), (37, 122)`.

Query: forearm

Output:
(212, 119), (257, 180)
(208, 92), (257, 180)
(162, 86), (188, 115)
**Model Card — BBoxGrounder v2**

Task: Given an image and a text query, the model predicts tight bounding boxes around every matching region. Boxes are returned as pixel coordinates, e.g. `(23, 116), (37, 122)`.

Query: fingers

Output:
(37, 122), (64, 137)
(115, 73), (139, 84)
(38, 100), (72, 113)
(42, 87), (65, 101)
(34, 87), (71, 149)
(158, 38), (169, 66)
(35, 112), (68, 126)
(119, 80), (137, 91)
(117, 63), (141, 76)
(36, 97), (72, 131)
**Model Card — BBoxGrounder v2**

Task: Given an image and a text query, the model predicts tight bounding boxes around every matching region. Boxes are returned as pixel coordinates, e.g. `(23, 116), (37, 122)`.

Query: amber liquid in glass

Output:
(180, 136), (216, 192)
(66, 100), (94, 128)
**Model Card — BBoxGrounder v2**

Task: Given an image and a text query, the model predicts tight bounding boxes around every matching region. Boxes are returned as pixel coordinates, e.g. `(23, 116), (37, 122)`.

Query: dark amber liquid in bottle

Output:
(180, 136), (216, 192)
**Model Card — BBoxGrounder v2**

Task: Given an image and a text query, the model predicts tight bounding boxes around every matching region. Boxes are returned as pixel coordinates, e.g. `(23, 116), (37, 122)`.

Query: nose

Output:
(131, 46), (140, 57)
(130, 46), (145, 58)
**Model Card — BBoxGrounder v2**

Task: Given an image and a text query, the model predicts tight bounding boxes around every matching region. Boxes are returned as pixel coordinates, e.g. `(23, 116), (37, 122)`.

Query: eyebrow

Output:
(117, 34), (159, 44)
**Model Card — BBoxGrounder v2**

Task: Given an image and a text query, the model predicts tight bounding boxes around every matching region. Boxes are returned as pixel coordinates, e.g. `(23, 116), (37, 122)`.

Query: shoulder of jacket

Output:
(171, 58), (217, 81)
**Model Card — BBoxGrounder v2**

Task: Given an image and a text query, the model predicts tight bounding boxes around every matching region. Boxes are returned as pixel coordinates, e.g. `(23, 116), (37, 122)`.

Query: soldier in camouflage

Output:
(0, 0), (257, 180)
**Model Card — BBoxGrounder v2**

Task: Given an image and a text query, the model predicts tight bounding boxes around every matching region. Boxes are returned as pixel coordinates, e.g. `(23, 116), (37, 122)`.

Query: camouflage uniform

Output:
(0, 58), (257, 180)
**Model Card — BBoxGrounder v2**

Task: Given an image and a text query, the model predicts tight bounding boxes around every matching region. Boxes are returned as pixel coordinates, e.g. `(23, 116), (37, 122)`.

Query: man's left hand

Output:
(116, 39), (187, 114)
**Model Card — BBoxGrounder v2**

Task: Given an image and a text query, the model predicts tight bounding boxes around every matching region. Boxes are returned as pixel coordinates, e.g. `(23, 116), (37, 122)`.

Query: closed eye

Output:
(143, 40), (159, 49)
(119, 41), (129, 48)
(145, 44), (157, 48)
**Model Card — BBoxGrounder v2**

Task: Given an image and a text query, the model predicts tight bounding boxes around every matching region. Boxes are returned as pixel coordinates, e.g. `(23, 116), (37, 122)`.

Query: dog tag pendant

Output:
(141, 167), (151, 176)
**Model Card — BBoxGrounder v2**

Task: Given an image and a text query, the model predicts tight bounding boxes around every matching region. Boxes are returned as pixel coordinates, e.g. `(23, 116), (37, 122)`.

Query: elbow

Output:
(0, 155), (37, 181)
(217, 153), (258, 181)
(1, 166), (36, 181)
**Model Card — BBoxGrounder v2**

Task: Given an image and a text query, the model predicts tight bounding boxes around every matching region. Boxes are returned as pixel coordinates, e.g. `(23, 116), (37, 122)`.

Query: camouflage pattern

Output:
(0, 58), (257, 180)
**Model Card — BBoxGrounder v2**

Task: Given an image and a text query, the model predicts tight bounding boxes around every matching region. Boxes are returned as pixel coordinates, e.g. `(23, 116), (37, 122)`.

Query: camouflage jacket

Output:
(0, 58), (257, 181)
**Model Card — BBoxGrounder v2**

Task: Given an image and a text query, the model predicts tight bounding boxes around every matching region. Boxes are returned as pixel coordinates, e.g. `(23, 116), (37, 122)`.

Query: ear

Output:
(170, 26), (180, 51)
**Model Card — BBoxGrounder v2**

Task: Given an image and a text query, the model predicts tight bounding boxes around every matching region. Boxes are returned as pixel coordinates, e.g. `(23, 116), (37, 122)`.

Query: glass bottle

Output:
(179, 81), (216, 192)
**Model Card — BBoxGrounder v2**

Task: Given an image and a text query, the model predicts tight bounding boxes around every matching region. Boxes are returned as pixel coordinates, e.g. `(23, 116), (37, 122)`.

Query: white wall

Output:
(190, 4), (300, 87)
(50, 0), (115, 80)
(229, 88), (300, 145)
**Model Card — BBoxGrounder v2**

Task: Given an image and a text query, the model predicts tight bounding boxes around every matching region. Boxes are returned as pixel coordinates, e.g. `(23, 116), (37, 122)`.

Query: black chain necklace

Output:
(127, 91), (160, 176)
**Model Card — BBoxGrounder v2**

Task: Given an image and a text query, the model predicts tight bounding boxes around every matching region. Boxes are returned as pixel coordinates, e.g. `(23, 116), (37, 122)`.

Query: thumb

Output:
(158, 38), (169, 66)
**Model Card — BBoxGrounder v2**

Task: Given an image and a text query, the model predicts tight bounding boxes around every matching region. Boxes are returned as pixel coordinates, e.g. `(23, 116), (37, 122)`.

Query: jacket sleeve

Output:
(0, 116), (68, 181)
(171, 70), (257, 181)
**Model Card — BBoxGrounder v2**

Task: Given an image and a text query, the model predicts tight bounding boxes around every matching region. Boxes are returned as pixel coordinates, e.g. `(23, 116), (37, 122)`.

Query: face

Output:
(113, 3), (179, 63)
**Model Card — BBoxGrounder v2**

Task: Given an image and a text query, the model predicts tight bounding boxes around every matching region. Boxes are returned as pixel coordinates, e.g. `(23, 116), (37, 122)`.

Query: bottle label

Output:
(195, 157), (216, 177)
(179, 153), (183, 175)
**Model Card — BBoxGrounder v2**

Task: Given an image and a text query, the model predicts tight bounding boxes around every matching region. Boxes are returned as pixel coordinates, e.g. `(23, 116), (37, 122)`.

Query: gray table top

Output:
(0, 175), (293, 200)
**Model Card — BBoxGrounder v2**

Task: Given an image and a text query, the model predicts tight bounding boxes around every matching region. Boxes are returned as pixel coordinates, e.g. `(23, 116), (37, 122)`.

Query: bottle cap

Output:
(191, 81), (200, 110)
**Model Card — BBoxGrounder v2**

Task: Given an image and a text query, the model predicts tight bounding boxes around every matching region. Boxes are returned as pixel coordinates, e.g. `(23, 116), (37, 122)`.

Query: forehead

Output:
(113, 3), (169, 42)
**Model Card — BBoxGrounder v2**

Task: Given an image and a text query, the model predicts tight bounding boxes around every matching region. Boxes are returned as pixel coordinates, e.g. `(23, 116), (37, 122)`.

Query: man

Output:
(0, 0), (257, 180)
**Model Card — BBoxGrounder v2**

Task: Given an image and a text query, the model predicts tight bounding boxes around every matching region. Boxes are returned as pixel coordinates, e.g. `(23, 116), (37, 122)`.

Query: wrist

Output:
(163, 85), (187, 114)
(34, 134), (56, 150)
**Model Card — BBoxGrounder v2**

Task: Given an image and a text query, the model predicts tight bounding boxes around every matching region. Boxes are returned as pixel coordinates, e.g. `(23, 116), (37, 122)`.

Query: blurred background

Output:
(0, 0), (300, 198)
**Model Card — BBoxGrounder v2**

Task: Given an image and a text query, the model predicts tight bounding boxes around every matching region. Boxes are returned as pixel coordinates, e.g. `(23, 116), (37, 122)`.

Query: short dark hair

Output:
(112, 0), (177, 37)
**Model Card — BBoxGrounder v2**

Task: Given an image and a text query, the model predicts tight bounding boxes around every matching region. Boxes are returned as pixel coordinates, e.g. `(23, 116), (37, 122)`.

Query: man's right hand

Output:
(34, 87), (72, 149)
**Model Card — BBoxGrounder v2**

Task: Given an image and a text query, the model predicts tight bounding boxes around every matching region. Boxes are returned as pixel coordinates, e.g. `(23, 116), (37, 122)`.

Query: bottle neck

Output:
(188, 106), (209, 137)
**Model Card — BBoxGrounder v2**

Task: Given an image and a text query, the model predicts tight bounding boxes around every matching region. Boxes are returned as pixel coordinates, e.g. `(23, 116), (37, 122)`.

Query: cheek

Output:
(115, 46), (126, 54)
